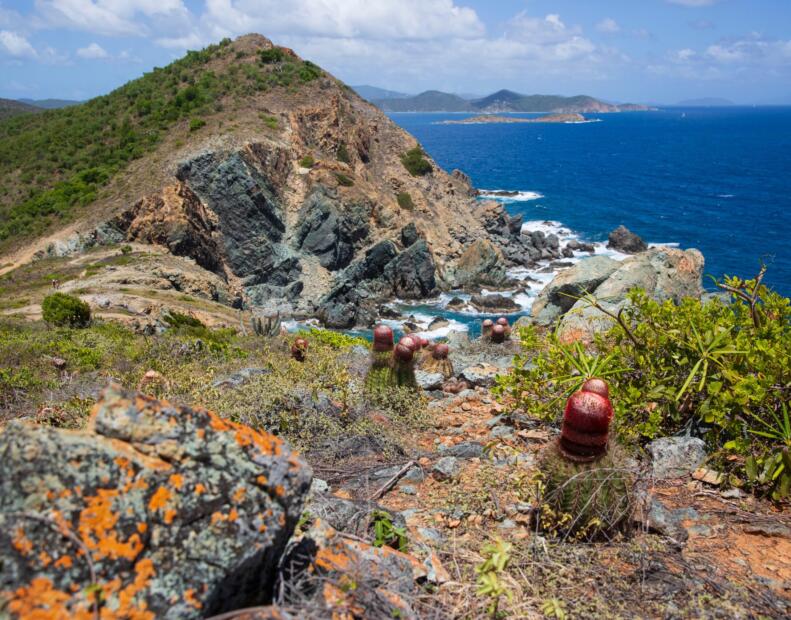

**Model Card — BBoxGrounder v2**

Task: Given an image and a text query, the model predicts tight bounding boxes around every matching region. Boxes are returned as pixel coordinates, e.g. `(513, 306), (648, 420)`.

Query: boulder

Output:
(647, 436), (707, 479)
(559, 248), (705, 342)
(470, 293), (520, 314)
(450, 240), (511, 289)
(277, 519), (427, 619)
(530, 256), (620, 325)
(460, 363), (501, 387)
(400, 222), (420, 248)
(0, 384), (311, 619)
(432, 456), (461, 480)
(383, 240), (437, 299)
(607, 225), (648, 254)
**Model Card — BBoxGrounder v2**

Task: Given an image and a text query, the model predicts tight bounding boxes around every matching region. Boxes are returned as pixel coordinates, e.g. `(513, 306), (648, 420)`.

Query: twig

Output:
(716, 264), (766, 329)
(367, 460), (416, 500)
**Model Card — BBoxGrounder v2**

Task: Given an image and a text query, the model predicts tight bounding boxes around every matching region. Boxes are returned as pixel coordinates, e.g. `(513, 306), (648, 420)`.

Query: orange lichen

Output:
(78, 489), (143, 561)
(228, 508), (238, 522)
(315, 545), (353, 571)
(211, 511), (224, 525)
(207, 409), (283, 456)
(256, 475), (268, 486)
(168, 473), (184, 489)
(196, 428), (205, 439)
(38, 551), (52, 567)
(163, 509), (177, 525)
(194, 483), (206, 496)
(12, 528), (33, 556)
(232, 487), (246, 503)
(148, 486), (171, 512)
(54, 555), (73, 569)
(6, 577), (74, 620)
(114, 558), (156, 620)
(137, 522), (148, 534)
(184, 589), (202, 610)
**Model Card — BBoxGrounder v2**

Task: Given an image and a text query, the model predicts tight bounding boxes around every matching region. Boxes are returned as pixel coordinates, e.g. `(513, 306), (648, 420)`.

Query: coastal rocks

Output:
(559, 247), (705, 341)
(449, 239), (511, 289)
(0, 384), (311, 619)
(318, 239), (437, 328)
(470, 293), (520, 313)
(530, 255), (620, 325)
(607, 225), (648, 254)
(647, 436), (707, 479)
(400, 222), (420, 247)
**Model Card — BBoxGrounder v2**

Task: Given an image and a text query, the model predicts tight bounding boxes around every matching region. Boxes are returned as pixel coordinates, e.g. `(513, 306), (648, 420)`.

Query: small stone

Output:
(438, 441), (483, 459)
(50, 357), (67, 370)
(692, 467), (723, 486)
(310, 478), (329, 495)
(432, 456), (461, 481)
(497, 519), (517, 530)
(417, 527), (445, 544)
(647, 436), (706, 479)
(461, 402), (472, 412)
(490, 425), (514, 439)
(399, 484), (417, 495)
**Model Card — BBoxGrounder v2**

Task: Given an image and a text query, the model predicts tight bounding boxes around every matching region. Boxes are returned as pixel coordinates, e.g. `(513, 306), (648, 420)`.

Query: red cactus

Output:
(400, 335), (421, 352)
(481, 319), (494, 338)
(490, 324), (506, 343)
(291, 337), (309, 362)
(559, 390), (613, 462)
(496, 317), (509, 327)
(432, 343), (449, 360)
(581, 377), (610, 401)
(373, 325), (395, 352)
(394, 342), (414, 363)
(419, 337), (430, 349)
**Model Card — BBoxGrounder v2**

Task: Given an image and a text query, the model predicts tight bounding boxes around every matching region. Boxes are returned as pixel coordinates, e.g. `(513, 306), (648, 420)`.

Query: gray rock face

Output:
(176, 150), (305, 302)
(319, 239), (437, 328)
(559, 247), (705, 341)
(608, 225), (648, 254)
(530, 255), (620, 325)
(647, 436), (707, 479)
(295, 188), (370, 271)
(0, 384), (311, 619)
(400, 222), (420, 247)
(450, 239), (511, 289)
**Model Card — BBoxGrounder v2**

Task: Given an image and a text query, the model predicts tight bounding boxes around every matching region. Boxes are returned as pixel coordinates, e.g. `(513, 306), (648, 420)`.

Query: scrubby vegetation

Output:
(496, 269), (791, 500)
(298, 155), (315, 168)
(336, 142), (351, 164)
(0, 318), (426, 458)
(334, 172), (354, 187)
(41, 293), (91, 328)
(400, 146), (432, 176)
(0, 38), (324, 250)
(396, 191), (415, 210)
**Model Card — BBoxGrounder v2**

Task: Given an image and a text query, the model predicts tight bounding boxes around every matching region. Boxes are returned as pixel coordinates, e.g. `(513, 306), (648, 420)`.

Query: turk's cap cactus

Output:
(373, 324), (395, 352)
(432, 343), (449, 360)
(559, 388), (613, 462)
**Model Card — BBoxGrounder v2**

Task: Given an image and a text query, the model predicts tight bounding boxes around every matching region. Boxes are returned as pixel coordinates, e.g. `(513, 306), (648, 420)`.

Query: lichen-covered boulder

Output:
(0, 383), (312, 619)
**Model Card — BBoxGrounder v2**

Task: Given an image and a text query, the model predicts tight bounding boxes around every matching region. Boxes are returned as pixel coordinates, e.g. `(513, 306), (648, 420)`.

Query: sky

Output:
(1, 0), (790, 104)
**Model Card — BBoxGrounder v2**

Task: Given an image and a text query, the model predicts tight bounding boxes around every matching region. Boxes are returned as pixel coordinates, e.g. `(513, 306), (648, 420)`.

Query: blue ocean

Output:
(392, 108), (791, 294)
(366, 107), (791, 337)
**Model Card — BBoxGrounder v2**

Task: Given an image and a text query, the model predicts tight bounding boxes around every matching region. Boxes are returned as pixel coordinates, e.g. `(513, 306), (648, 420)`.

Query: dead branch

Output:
(367, 459), (416, 500)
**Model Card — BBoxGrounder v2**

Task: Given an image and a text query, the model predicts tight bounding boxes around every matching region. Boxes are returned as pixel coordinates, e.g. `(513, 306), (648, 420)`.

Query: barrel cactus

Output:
(481, 319), (494, 339)
(291, 337), (309, 362)
(423, 342), (453, 378)
(365, 325), (396, 393)
(536, 379), (634, 540)
(393, 338), (418, 388)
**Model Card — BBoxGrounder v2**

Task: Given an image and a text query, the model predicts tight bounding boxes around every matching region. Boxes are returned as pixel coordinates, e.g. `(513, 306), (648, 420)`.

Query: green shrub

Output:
(41, 293), (91, 327)
(189, 118), (206, 131)
(259, 47), (287, 64)
(400, 146), (432, 176)
(261, 114), (278, 129)
(299, 155), (315, 168)
(336, 143), (351, 164)
(120, 244), (133, 255)
(396, 192), (414, 210)
(163, 311), (204, 329)
(496, 269), (791, 499)
(334, 172), (354, 187)
(298, 327), (369, 349)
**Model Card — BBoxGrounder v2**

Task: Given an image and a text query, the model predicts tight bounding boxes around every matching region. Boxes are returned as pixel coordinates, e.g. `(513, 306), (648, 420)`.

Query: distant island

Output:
(438, 113), (589, 125)
(353, 87), (655, 114)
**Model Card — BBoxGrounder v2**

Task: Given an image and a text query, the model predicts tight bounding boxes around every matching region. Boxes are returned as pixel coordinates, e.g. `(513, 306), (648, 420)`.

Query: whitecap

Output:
(478, 190), (544, 203)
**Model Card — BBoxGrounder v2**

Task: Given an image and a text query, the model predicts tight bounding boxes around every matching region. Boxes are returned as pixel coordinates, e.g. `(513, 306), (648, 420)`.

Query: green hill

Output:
(0, 98), (40, 121)
(0, 37), (324, 250)
(375, 90), (472, 112)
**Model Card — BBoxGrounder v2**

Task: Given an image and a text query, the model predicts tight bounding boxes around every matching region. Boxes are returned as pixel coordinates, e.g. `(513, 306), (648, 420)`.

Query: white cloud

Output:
(34, 0), (190, 36)
(596, 18), (620, 34)
(76, 41), (108, 58)
(0, 30), (37, 57)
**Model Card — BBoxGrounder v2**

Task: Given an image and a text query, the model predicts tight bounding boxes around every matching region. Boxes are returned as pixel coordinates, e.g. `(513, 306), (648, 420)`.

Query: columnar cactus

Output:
(251, 313), (281, 337)
(365, 325), (396, 393)
(536, 378), (634, 540)
(291, 337), (309, 362)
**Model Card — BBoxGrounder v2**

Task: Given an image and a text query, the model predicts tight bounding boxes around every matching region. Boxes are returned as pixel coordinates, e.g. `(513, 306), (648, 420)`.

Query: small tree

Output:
(42, 293), (91, 328)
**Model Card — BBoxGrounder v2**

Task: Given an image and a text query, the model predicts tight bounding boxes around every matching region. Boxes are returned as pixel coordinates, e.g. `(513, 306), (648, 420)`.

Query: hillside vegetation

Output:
(0, 98), (40, 121)
(0, 37), (323, 251)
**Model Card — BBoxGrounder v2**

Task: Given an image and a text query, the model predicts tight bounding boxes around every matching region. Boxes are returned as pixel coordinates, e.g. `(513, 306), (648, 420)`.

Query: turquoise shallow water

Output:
(390, 108), (791, 298)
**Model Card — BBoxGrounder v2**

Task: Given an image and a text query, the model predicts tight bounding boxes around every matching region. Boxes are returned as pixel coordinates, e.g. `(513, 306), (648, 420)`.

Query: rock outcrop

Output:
(530, 255), (620, 325)
(558, 247), (705, 341)
(607, 225), (648, 254)
(0, 384), (311, 619)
